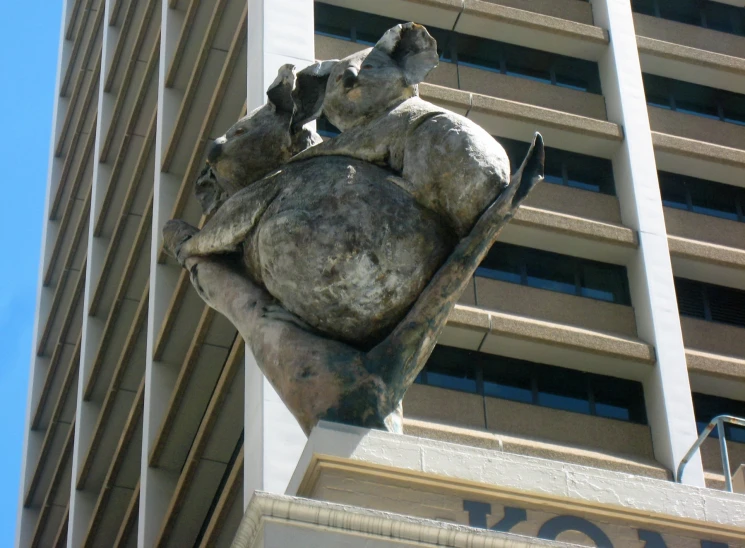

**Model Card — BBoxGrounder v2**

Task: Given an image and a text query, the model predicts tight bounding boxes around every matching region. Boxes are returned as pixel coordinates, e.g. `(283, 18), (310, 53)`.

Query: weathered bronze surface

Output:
(163, 23), (544, 434)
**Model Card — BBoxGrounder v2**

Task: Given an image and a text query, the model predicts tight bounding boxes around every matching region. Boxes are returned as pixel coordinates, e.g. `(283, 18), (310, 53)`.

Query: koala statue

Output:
(290, 22), (515, 238)
(165, 65), (456, 348)
(162, 24), (544, 432)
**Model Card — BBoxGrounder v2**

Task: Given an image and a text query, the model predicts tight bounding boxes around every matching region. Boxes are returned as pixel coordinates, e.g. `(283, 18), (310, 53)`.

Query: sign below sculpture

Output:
(295, 454), (743, 548)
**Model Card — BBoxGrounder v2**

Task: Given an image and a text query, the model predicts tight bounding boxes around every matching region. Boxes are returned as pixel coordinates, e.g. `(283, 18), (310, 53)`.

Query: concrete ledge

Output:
(403, 419), (667, 480)
(486, 309), (655, 364)
(669, 235), (745, 278)
(652, 131), (745, 188)
(512, 206), (636, 247)
(687, 349), (745, 383)
(637, 35), (745, 95)
(458, 0), (608, 61)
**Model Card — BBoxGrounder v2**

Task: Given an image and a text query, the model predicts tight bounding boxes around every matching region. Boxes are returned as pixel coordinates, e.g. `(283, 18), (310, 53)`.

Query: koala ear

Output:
(291, 60), (337, 131)
(267, 63), (297, 114)
(375, 23), (438, 86)
(194, 165), (228, 216)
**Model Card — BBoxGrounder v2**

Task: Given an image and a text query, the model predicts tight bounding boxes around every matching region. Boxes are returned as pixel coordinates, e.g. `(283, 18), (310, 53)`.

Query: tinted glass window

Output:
(643, 73), (745, 127)
(315, 4), (601, 93)
(498, 137), (615, 195)
(418, 346), (648, 424)
(659, 171), (745, 222)
(481, 243), (632, 305)
(633, 0), (745, 37)
(675, 277), (745, 327)
(693, 393), (745, 442)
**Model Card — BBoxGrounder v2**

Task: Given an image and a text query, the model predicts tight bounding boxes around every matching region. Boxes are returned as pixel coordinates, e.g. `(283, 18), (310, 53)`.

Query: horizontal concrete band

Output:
(420, 84), (623, 143)
(234, 491), (576, 548)
(446, 304), (656, 364)
(637, 35), (745, 77)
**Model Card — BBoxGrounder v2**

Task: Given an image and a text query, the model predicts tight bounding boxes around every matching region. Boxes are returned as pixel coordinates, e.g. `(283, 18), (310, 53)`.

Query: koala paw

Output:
(163, 219), (199, 265)
(261, 304), (313, 332)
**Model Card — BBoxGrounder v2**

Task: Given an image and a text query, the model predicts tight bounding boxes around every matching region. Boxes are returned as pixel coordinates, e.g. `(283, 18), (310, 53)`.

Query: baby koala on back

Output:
(291, 23), (522, 238)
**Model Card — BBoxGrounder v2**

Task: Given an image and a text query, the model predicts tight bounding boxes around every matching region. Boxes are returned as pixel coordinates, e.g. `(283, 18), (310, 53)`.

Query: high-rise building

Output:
(16, 0), (745, 546)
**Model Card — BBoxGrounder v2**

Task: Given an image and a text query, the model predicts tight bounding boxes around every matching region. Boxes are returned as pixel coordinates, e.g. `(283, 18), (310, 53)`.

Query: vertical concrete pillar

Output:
(66, 0), (120, 544)
(243, 0), (315, 508)
(16, 2), (73, 546)
(139, 1), (184, 545)
(590, 0), (705, 486)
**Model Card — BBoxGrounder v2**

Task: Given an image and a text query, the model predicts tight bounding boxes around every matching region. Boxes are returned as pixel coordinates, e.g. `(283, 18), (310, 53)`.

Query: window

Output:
(316, 115), (340, 138)
(693, 393), (745, 443)
(659, 171), (745, 222)
(499, 137), (615, 195)
(314, 3), (453, 61)
(674, 277), (745, 328)
(643, 73), (745, 127)
(415, 346), (648, 424)
(632, 0), (745, 37)
(479, 243), (631, 305)
(315, 3), (601, 93)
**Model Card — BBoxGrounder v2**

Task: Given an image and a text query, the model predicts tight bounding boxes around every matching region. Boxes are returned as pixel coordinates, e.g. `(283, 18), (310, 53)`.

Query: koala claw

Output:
(261, 304), (314, 331)
(163, 219), (199, 265)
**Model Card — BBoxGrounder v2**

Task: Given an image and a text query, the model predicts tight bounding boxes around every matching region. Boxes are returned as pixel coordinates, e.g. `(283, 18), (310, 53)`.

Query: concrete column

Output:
(590, 0), (705, 486)
(243, 0), (314, 508)
(139, 2), (184, 546)
(15, 2), (73, 546)
(66, 1), (122, 545)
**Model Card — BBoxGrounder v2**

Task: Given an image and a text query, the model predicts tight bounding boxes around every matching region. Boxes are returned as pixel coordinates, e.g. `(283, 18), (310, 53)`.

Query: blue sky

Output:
(0, 1), (63, 545)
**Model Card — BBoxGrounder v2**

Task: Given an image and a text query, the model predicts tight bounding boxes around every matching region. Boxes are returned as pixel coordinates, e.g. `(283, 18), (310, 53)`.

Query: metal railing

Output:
(676, 414), (745, 492)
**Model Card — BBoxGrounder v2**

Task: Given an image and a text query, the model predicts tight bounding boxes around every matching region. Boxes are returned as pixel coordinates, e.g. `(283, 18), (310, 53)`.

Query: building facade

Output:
(16, 0), (745, 546)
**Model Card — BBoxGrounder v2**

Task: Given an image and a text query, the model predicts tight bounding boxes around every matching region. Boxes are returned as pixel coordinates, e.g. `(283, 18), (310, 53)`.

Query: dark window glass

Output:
(423, 346), (478, 393)
(693, 393), (745, 442)
(643, 73), (745, 127)
(721, 93), (745, 126)
(703, 3), (738, 34)
(316, 115), (340, 138)
(633, 0), (745, 37)
(525, 251), (577, 296)
(537, 366), (591, 414)
(455, 33), (503, 72)
(478, 242), (523, 284)
(659, 0), (702, 26)
(707, 285), (745, 327)
(418, 346), (648, 424)
(498, 137), (615, 195)
(688, 180), (738, 221)
(632, 0), (657, 16)
(481, 243), (631, 305)
(315, 3), (354, 40)
(675, 277), (745, 328)
(659, 171), (745, 222)
(482, 356), (533, 404)
(596, 376), (647, 424)
(658, 172), (690, 210)
(674, 278), (706, 319)
(315, 3), (602, 95)
(504, 44), (553, 86)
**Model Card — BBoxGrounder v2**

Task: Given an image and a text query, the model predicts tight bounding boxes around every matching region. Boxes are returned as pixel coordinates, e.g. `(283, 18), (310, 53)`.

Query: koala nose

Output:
(342, 67), (358, 89)
(207, 140), (223, 165)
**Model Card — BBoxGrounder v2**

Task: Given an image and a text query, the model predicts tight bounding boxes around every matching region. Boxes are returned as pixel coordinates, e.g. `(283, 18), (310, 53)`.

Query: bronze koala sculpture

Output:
(163, 23), (543, 433)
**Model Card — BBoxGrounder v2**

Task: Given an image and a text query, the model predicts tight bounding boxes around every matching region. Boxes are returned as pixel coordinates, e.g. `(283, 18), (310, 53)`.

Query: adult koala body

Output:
(164, 24), (543, 349)
(290, 22), (513, 238)
(165, 66), (456, 348)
